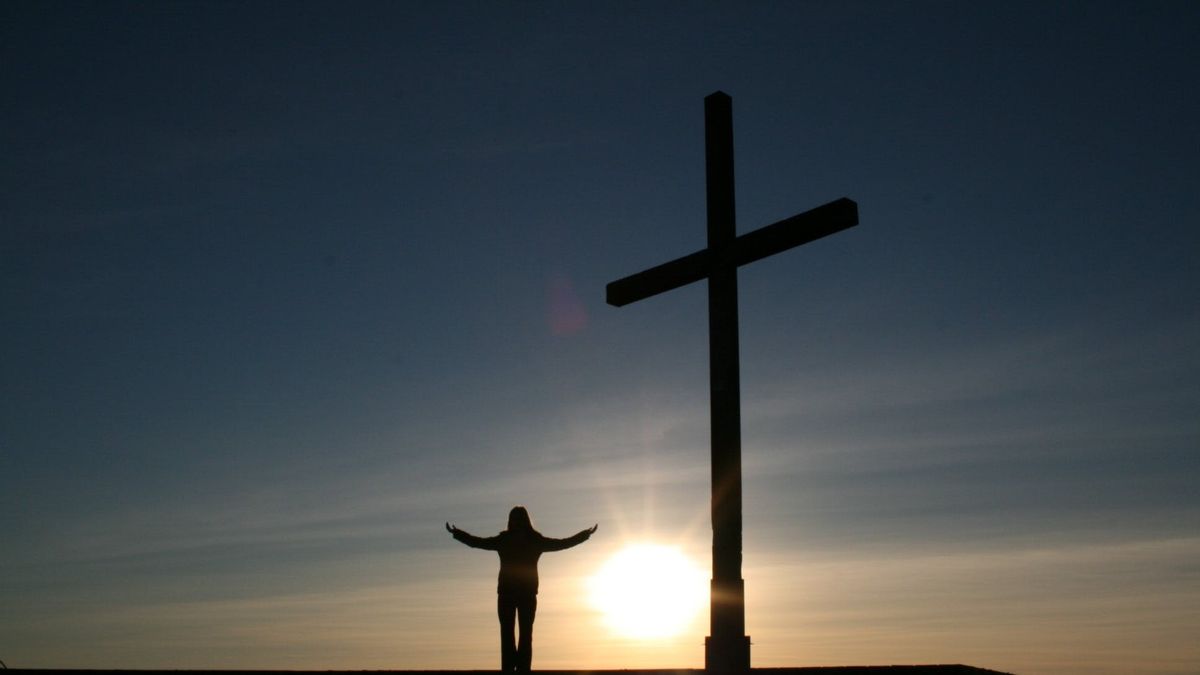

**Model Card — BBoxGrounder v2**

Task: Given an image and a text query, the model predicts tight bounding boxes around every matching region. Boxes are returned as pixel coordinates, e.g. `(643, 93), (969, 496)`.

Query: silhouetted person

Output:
(447, 506), (597, 672)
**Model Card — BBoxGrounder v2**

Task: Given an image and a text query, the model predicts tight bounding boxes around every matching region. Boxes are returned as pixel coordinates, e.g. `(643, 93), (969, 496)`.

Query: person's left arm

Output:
(541, 524), (598, 552)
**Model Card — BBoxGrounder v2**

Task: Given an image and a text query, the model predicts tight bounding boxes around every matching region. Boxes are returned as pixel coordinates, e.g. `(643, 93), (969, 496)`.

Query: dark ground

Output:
(2, 662), (1012, 667)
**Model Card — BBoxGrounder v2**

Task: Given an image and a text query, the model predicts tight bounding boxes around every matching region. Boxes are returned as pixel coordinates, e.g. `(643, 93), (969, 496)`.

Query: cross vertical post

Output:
(703, 92), (750, 675)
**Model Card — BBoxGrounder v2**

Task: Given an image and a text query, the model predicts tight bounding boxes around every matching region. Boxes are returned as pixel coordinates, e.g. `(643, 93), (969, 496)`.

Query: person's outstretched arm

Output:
(541, 524), (598, 552)
(446, 522), (500, 550)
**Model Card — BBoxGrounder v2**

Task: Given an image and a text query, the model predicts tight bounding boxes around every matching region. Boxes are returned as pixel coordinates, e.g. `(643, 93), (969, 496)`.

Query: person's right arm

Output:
(446, 522), (500, 550)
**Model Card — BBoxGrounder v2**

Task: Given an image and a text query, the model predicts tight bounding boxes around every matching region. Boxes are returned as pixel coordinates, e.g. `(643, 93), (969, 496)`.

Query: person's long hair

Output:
(506, 505), (538, 534)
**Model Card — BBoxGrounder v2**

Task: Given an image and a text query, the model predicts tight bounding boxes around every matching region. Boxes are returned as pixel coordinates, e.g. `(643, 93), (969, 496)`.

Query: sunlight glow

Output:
(588, 543), (707, 639)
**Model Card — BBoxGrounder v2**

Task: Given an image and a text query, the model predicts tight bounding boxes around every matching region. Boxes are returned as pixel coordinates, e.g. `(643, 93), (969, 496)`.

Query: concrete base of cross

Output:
(705, 633), (751, 675)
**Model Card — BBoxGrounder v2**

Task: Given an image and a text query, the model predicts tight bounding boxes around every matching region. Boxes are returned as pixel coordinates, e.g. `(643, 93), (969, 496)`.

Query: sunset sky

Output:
(2, 3), (1198, 675)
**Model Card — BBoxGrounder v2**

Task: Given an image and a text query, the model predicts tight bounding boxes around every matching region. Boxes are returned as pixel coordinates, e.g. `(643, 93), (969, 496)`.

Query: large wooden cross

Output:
(606, 92), (858, 673)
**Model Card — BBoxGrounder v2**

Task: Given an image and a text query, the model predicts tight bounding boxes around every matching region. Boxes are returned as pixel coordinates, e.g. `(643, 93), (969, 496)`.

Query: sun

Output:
(588, 543), (707, 639)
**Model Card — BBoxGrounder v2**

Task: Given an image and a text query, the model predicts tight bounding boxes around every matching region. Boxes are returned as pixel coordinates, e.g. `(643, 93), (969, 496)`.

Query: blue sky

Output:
(2, 2), (1198, 673)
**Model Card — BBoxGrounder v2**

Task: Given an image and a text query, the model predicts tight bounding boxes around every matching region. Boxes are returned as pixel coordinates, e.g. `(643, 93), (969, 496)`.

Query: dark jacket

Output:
(453, 528), (590, 596)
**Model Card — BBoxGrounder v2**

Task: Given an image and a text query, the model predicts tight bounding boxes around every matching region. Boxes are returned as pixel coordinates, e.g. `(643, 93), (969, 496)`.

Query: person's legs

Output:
(497, 595), (517, 671)
(515, 595), (537, 671)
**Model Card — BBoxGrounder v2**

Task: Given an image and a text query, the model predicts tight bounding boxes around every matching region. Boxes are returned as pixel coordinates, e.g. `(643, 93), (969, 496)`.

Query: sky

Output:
(2, 2), (1198, 674)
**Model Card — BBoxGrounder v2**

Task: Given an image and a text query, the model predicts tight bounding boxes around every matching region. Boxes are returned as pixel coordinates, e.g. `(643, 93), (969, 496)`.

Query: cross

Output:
(606, 92), (858, 674)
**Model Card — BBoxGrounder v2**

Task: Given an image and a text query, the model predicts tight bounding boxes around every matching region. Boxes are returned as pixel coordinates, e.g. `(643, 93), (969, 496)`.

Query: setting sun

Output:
(588, 544), (708, 639)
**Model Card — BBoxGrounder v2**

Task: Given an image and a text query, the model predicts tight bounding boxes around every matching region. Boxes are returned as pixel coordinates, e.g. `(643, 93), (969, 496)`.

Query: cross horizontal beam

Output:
(606, 197), (859, 307)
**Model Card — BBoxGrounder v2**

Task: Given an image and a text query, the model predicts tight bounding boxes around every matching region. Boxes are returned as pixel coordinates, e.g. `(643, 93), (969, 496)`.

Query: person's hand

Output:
(446, 522), (459, 535)
(584, 524), (598, 539)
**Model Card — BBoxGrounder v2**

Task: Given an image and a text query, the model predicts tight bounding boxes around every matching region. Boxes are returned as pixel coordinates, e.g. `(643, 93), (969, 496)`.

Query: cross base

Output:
(705, 633), (751, 675)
